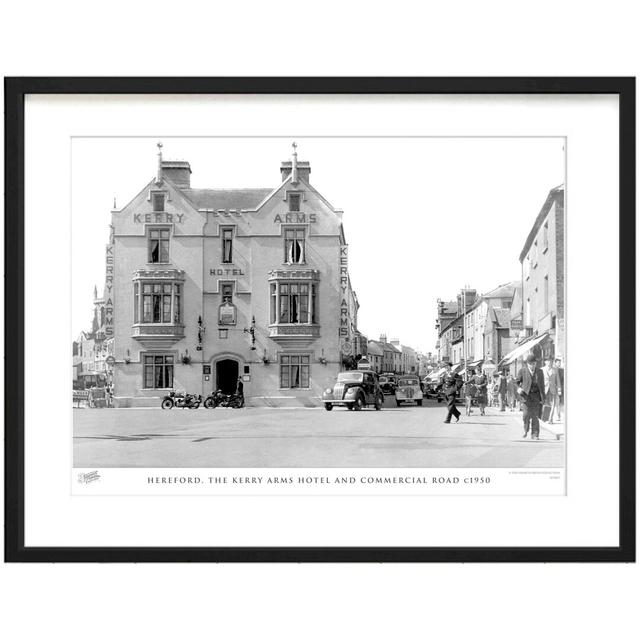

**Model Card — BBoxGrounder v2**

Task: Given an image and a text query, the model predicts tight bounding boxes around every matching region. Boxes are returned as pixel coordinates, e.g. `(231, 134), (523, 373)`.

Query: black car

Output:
(322, 370), (384, 411)
(378, 374), (397, 395)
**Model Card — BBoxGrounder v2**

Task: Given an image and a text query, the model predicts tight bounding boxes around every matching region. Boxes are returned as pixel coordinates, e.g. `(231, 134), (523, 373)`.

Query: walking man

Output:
(506, 372), (517, 410)
(548, 361), (562, 423)
(516, 353), (545, 440)
(441, 362), (462, 423)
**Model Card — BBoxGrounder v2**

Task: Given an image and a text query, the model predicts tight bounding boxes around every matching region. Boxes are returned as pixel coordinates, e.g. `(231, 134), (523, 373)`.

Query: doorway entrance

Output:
(216, 358), (239, 394)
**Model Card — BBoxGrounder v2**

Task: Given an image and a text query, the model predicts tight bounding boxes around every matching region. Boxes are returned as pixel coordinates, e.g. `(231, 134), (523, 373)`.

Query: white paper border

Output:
(24, 93), (619, 547)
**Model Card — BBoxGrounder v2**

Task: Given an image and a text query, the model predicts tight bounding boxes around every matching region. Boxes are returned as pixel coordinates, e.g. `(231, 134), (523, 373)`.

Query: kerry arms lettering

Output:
(133, 213), (184, 224)
(273, 213), (317, 224)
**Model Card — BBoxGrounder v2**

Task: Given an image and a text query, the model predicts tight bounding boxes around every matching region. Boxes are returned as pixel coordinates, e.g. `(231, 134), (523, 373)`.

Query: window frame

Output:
(279, 353), (311, 389)
(283, 227), (306, 265)
(142, 353), (175, 389)
(221, 226), (234, 264)
(270, 280), (317, 325)
(134, 280), (182, 325)
(147, 226), (171, 264)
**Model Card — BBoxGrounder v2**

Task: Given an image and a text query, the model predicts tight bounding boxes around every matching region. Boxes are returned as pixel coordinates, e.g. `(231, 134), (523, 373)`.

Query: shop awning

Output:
(469, 359), (483, 368)
(498, 333), (549, 367)
(426, 366), (447, 380)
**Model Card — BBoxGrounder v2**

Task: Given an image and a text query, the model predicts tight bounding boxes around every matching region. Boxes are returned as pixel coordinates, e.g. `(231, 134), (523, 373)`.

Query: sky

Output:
(72, 137), (565, 353)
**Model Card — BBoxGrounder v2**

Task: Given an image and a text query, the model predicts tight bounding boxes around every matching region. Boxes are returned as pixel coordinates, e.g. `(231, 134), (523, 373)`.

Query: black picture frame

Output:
(4, 77), (635, 563)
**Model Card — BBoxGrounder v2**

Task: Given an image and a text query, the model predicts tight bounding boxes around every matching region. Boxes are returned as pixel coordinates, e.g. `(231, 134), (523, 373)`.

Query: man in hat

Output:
(441, 361), (463, 424)
(515, 353), (545, 439)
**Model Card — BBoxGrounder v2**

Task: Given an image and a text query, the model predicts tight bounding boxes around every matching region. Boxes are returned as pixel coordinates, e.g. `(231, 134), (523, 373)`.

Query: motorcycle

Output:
(161, 391), (202, 410)
(203, 390), (245, 409)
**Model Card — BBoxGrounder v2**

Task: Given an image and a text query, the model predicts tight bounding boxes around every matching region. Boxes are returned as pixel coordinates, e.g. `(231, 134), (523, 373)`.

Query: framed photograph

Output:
(4, 77), (635, 562)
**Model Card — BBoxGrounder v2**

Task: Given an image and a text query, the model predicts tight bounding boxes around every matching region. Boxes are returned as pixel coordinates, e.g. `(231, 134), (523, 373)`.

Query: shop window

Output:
(280, 354), (310, 389)
(284, 228), (305, 264)
(221, 227), (233, 263)
(148, 227), (170, 263)
(288, 193), (301, 212)
(136, 282), (181, 324)
(152, 193), (165, 212)
(143, 354), (174, 388)
(271, 281), (317, 324)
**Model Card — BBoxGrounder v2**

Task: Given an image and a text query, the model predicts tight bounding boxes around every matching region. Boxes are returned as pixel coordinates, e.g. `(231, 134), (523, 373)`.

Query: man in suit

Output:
(441, 361), (463, 424)
(515, 353), (545, 440)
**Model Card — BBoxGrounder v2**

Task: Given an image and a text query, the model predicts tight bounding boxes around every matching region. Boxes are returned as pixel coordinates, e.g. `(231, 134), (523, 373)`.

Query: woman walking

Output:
(472, 366), (488, 416)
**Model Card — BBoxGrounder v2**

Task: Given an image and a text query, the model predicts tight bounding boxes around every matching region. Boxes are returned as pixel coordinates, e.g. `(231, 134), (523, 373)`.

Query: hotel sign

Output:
(104, 243), (115, 337)
(133, 213), (185, 224)
(273, 213), (317, 224)
(339, 244), (349, 338)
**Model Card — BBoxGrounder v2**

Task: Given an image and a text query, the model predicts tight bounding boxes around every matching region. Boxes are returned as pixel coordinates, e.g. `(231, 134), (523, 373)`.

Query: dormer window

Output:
(152, 193), (165, 212)
(288, 193), (301, 212)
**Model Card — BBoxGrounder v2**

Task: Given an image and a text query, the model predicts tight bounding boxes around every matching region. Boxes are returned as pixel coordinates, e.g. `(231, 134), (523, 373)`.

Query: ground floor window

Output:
(280, 354), (310, 389)
(143, 354), (174, 388)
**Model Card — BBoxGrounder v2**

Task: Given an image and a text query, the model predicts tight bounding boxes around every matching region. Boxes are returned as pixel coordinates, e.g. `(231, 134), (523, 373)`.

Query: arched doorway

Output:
(216, 358), (239, 394)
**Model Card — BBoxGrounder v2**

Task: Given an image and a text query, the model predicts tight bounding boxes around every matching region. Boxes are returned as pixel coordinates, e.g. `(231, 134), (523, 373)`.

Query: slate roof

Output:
(179, 188), (273, 211)
(481, 281), (519, 300)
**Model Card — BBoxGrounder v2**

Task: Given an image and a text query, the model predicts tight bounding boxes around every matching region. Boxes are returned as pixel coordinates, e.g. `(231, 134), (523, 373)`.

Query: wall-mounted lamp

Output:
(243, 316), (256, 350)
(262, 350), (270, 365)
(181, 349), (191, 365)
(125, 349), (131, 364)
(197, 315), (205, 351)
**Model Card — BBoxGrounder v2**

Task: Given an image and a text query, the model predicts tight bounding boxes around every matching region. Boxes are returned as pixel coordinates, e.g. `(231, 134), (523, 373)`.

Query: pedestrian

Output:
(506, 372), (517, 411)
(497, 369), (508, 411)
(515, 353), (545, 440)
(541, 357), (554, 422)
(441, 362), (462, 423)
(463, 371), (477, 416)
(547, 360), (563, 423)
(553, 357), (564, 421)
(471, 366), (488, 416)
(236, 376), (244, 400)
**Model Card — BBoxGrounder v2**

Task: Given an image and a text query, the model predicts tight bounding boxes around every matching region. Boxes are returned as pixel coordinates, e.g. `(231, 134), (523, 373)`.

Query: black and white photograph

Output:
(72, 135), (566, 481)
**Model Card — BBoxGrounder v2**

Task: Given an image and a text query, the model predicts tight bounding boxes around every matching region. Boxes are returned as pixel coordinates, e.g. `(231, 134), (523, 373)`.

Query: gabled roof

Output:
(482, 280), (519, 300)
(366, 341), (384, 356)
(180, 188), (272, 211)
(490, 307), (511, 328)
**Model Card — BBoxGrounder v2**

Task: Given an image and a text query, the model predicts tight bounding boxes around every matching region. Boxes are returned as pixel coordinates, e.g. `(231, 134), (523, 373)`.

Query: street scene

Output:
(72, 138), (566, 471)
(74, 396), (563, 468)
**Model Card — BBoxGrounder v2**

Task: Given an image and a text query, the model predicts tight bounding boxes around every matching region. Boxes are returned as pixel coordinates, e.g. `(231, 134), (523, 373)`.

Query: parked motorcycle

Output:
(161, 391), (202, 409)
(203, 390), (245, 409)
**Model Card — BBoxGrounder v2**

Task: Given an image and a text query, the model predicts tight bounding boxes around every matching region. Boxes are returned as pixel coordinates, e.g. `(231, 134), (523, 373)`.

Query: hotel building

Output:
(109, 144), (361, 407)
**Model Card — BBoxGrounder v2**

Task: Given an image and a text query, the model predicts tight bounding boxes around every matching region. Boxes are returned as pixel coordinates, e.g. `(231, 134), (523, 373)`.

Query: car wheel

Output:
(396, 400), (401, 407)
(374, 394), (383, 411)
(437, 397), (442, 403)
(161, 398), (173, 410)
(417, 400), (423, 407)
(353, 394), (364, 411)
(324, 403), (333, 411)
(346, 404), (354, 411)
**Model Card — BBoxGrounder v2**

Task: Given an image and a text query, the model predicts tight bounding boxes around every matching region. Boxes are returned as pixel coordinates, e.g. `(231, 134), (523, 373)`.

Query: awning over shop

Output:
(469, 359), (483, 369)
(498, 332), (549, 367)
(426, 366), (447, 380)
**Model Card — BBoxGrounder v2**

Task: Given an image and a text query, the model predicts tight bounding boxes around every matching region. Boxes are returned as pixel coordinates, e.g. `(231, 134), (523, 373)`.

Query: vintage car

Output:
(395, 375), (423, 406)
(423, 376), (444, 403)
(378, 374), (397, 395)
(322, 370), (384, 411)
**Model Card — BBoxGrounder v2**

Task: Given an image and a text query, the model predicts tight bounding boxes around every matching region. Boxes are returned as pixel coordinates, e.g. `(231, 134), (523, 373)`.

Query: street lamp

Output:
(243, 316), (257, 350)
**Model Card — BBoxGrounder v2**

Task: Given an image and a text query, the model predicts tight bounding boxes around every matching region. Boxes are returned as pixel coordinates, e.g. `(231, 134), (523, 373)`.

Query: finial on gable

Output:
(156, 141), (163, 184)
(291, 141), (298, 184)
